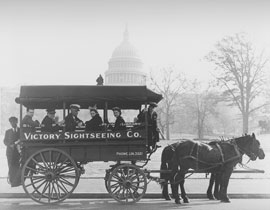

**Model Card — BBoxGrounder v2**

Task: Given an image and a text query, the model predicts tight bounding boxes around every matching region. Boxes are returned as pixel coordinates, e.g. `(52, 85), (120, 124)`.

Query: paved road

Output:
(0, 198), (270, 210)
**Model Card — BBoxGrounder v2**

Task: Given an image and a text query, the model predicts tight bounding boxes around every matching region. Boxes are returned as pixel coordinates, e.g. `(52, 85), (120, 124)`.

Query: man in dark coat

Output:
(137, 102), (160, 151)
(148, 102), (159, 143)
(85, 108), (103, 131)
(41, 109), (62, 133)
(65, 104), (84, 132)
(3, 117), (21, 187)
(21, 108), (40, 132)
(112, 107), (126, 131)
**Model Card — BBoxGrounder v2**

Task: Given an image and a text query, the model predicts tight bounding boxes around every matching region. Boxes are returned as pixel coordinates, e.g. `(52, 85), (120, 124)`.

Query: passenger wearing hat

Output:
(65, 104), (84, 132)
(148, 102), (160, 150)
(111, 107), (126, 131)
(3, 116), (21, 187)
(137, 102), (159, 151)
(41, 109), (62, 133)
(85, 108), (103, 131)
(21, 108), (40, 132)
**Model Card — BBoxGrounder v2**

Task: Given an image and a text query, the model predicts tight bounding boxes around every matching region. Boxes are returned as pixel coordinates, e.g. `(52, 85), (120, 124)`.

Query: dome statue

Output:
(105, 27), (146, 85)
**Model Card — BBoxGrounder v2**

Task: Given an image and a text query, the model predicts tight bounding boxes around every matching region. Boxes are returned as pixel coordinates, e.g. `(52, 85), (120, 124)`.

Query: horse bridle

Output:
(232, 136), (258, 160)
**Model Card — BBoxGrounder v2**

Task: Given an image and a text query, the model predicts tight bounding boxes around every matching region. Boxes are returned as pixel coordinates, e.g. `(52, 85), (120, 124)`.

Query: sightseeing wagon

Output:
(15, 85), (162, 204)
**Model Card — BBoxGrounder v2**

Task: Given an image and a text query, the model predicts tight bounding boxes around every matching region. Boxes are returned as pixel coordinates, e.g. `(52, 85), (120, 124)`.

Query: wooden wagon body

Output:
(15, 85), (162, 204)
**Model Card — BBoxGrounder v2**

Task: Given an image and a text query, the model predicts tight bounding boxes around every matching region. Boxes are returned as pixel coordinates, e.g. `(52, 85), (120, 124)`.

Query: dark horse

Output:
(160, 134), (265, 204)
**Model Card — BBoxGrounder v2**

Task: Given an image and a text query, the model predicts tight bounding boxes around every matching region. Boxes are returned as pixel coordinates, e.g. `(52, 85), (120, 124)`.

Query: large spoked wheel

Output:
(107, 164), (147, 203)
(21, 148), (80, 204)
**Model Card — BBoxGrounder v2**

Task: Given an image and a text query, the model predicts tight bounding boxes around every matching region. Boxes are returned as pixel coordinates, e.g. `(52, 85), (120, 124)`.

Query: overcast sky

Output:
(0, 0), (270, 87)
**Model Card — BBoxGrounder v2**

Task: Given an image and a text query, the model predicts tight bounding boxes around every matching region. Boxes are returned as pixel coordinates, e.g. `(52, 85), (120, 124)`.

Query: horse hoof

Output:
(164, 196), (171, 201)
(220, 198), (230, 203)
(162, 192), (171, 200)
(214, 193), (220, 200)
(183, 198), (189, 203)
(207, 194), (215, 200)
(175, 199), (181, 204)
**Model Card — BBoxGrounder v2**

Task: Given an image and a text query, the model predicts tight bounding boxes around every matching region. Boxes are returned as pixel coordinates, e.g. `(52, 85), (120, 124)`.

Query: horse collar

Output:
(231, 139), (243, 157)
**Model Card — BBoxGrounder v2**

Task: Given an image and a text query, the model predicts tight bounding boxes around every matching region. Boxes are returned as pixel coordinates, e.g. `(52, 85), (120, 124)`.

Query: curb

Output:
(0, 193), (270, 199)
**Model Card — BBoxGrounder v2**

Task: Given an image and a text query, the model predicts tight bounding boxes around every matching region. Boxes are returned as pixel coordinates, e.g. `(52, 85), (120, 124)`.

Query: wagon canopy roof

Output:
(15, 85), (163, 109)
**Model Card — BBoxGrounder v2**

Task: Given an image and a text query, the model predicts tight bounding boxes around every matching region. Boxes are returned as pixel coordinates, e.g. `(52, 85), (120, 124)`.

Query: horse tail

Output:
(160, 146), (170, 188)
(160, 145), (177, 188)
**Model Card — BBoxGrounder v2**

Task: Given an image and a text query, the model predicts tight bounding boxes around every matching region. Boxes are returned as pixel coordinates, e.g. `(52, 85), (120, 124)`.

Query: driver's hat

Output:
(70, 104), (80, 111)
(46, 108), (56, 114)
(149, 102), (158, 108)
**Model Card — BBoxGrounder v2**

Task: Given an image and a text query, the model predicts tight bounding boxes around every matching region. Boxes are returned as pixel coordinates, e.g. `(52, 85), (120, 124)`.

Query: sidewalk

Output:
(0, 198), (270, 210)
(1, 176), (270, 199)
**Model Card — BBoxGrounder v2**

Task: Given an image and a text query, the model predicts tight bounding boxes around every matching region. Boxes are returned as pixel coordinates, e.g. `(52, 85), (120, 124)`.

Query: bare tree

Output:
(183, 81), (220, 139)
(150, 66), (186, 140)
(206, 33), (268, 133)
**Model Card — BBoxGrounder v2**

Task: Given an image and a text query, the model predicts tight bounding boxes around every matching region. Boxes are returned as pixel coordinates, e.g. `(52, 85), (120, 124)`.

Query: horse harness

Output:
(182, 140), (242, 171)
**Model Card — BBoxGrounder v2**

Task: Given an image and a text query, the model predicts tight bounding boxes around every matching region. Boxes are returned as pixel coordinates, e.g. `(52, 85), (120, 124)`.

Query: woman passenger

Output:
(85, 108), (103, 131)
(112, 107), (126, 131)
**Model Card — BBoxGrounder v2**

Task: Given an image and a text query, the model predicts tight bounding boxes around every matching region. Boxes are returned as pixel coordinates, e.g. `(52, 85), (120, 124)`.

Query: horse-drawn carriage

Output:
(15, 85), (266, 205)
(15, 85), (162, 204)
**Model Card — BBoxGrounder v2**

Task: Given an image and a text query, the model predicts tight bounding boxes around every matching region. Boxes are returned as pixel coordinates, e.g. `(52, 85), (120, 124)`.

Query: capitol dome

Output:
(105, 27), (146, 85)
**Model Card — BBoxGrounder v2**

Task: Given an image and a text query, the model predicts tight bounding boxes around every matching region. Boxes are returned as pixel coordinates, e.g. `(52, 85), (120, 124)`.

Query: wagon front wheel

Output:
(21, 148), (80, 204)
(107, 164), (147, 203)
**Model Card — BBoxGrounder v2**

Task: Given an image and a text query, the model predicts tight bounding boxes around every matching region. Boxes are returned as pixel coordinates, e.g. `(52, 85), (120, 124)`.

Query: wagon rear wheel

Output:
(21, 148), (80, 204)
(107, 164), (147, 203)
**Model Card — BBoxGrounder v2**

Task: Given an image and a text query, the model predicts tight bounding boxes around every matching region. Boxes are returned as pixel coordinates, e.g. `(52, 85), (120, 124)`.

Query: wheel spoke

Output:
(30, 179), (47, 194)
(57, 158), (69, 169)
(125, 188), (128, 202)
(53, 152), (62, 170)
(39, 152), (49, 169)
(47, 182), (52, 203)
(52, 181), (60, 200)
(60, 175), (77, 179)
(130, 185), (144, 190)
(112, 185), (121, 194)
(58, 167), (76, 174)
(55, 179), (69, 195)
(112, 173), (123, 182)
(130, 180), (145, 184)
(128, 188), (136, 201)
(29, 159), (47, 171)
(110, 183), (120, 188)
(25, 178), (44, 188)
(59, 177), (74, 187)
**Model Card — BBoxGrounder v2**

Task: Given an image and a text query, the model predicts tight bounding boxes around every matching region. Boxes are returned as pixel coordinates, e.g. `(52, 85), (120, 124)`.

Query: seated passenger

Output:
(21, 108), (40, 132)
(85, 108), (103, 131)
(65, 104), (84, 132)
(111, 107), (126, 131)
(41, 109), (63, 133)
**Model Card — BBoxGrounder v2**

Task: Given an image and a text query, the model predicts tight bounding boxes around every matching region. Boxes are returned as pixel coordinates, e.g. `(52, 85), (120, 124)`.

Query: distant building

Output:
(105, 27), (146, 85)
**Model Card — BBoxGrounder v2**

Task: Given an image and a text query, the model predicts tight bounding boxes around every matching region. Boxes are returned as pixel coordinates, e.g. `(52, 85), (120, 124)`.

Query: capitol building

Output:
(105, 27), (146, 85)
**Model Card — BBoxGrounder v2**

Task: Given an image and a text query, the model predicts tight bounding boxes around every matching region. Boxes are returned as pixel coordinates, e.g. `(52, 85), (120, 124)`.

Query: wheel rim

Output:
(107, 164), (147, 203)
(22, 148), (80, 204)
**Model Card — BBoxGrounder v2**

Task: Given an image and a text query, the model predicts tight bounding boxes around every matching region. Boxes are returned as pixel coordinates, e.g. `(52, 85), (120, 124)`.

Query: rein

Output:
(231, 136), (257, 161)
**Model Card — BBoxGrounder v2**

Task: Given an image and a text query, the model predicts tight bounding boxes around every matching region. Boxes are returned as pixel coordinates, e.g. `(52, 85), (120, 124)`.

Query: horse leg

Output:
(207, 173), (215, 200)
(219, 169), (233, 203)
(161, 161), (171, 200)
(214, 173), (221, 200)
(162, 181), (171, 200)
(179, 170), (189, 203)
(171, 163), (181, 204)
